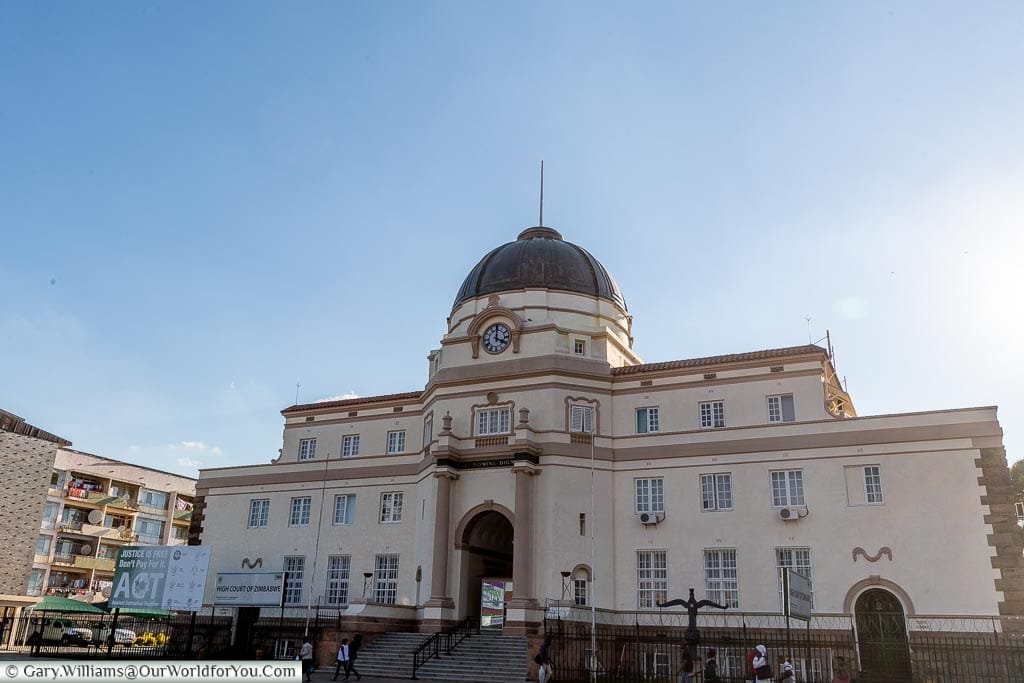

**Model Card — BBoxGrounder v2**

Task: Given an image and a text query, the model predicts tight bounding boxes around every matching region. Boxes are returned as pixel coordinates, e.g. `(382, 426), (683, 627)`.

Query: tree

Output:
(1011, 460), (1024, 500)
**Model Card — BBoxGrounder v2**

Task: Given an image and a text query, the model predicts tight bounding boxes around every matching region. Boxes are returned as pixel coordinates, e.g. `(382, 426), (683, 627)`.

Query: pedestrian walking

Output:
(703, 649), (720, 683)
(777, 654), (794, 682)
(535, 636), (553, 683)
(299, 637), (314, 682)
(332, 638), (350, 681)
(752, 645), (773, 683)
(346, 633), (363, 681)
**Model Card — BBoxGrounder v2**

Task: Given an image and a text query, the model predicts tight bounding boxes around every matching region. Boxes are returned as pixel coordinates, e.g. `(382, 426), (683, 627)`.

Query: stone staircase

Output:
(352, 629), (527, 682)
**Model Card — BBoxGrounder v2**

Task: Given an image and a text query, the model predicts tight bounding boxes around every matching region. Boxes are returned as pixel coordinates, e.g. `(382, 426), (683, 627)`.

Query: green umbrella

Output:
(26, 596), (106, 614)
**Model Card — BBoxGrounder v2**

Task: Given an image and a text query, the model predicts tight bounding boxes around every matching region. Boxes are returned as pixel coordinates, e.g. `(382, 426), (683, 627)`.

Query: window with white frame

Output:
(333, 494), (355, 525)
(771, 470), (805, 507)
(386, 430), (406, 454)
(776, 546), (814, 608)
(635, 478), (665, 514)
(380, 492), (404, 523)
(635, 407), (660, 434)
(248, 499), (269, 528)
(341, 434), (360, 458)
(373, 554), (399, 604)
(700, 473), (733, 511)
(1016, 502), (1024, 518)
(569, 404), (593, 433)
(700, 400), (726, 428)
(283, 556), (305, 605)
(476, 407), (511, 436)
(863, 465), (883, 504)
(574, 578), (589, 606)
(704, 548), (739, 608)
(636, 550), (668, 609)
(298, 438), (317, 461)
(289, 496), (312, 527)
(573, 339), (586, 355)
(767, 394), (796, 423)
(325, 555), (351, 606)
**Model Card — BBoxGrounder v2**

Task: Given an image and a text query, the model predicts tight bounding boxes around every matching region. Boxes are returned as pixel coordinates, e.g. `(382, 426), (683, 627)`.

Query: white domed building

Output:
(195, 225), (1022, 678)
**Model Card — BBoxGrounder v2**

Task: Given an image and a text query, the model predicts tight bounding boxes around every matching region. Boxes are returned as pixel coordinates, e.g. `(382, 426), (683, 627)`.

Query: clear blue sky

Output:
(2, 2), (1022, 477)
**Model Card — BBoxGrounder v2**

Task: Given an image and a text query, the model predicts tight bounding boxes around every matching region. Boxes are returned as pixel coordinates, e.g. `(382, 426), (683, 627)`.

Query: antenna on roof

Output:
(539, 160), (545, 227)
(804, 315), (812, 344)
(826, 329), (834, 358)
(295, 382), (301, 405)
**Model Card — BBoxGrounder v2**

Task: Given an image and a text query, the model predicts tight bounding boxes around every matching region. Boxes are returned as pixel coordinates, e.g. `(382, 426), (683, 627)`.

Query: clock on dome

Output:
(481, 323), (511, 354)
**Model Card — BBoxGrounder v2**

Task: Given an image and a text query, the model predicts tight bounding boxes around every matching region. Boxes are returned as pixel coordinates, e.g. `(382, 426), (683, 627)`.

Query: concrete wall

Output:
(0, 432), (58, 594)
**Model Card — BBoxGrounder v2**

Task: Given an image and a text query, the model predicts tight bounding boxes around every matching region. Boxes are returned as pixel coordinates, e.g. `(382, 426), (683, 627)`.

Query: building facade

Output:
(30, 448), (196, 600)
(195, 225), (1023, 635)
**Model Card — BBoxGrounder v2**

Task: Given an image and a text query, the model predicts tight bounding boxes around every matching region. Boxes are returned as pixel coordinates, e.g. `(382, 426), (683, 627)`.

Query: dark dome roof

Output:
(453, 226), (627, 311)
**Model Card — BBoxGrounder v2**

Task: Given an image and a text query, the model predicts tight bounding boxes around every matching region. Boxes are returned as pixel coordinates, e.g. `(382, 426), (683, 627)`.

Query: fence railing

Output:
(412, 616), (480, 679)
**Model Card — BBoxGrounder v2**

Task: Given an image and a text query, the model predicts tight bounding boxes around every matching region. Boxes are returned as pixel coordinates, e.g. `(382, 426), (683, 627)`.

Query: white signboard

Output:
(214, 572), (287, 606)
(784, 568), (812, 621)
(111, 546), (211, 611)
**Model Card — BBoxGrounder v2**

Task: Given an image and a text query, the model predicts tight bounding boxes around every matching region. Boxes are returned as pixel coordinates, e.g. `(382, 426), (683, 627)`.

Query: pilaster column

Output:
(510, 464), (539, 607)
(425, 470), (457, 608)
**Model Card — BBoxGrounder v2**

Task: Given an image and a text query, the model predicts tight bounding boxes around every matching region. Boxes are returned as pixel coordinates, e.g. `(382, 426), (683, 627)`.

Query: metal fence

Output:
(544, 607), (1024, 683)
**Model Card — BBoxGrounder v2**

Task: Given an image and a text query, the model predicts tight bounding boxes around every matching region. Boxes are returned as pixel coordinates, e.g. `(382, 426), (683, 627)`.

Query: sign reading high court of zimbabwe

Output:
(111, 546), (211, 610)
(214, 572), (287, 606)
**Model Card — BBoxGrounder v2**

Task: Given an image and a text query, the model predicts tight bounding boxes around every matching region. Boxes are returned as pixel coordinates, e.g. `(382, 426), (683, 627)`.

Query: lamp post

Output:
(362, 572), (374, 600)
(560, 571), (572, 602)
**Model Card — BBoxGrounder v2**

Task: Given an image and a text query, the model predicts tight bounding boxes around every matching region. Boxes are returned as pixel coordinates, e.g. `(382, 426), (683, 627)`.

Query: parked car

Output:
(41, 618), (92, 645)
(92, 623), (137, 646)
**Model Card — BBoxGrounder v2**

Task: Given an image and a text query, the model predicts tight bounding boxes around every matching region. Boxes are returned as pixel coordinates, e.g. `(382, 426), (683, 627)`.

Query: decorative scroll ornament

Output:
(852, 547), (892, 563)
(241, 557), (263, 569)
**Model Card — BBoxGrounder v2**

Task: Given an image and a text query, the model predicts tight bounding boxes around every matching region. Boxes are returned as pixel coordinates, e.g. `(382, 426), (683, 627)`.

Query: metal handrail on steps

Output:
(411, 616), (480, 679)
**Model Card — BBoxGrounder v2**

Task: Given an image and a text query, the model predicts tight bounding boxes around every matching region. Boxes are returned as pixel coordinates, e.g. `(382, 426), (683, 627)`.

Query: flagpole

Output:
(590, 415), (597, 683)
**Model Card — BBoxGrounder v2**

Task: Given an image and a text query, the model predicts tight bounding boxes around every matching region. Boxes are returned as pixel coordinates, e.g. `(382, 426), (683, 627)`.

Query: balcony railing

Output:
(137, 503), (169, 515)
(173, 510), (192, 521)
(474, 435), (510, 448)
(137, 535), (163, 545)
(74, 556), (115, 571)
(47, 486), (64, 498)
(58, 521), (84, 532)
(65, 487), (108, 502)
(52, 553), (76, 565)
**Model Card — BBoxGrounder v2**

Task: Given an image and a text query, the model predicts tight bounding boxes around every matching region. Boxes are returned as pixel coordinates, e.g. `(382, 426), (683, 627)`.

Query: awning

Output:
(93, 601), (172, 618)
(25, 596), (105, 614)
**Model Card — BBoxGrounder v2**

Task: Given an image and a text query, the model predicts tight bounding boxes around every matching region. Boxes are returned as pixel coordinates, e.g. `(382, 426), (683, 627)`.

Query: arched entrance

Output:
(457, 508), (514, 628)
(855, 588), (912, 681)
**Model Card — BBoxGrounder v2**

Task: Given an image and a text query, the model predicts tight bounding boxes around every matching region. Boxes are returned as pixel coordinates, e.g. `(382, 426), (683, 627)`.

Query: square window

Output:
(289, 497), (312, 527)
(386, 430), (406, 454)
(776, 547), (814, 609)
(476, 407), (511, 436)
(573, 339), (586, 355)
(636, 550), (667, 609)
(700, 401), (725, 428)
(248, 499), (270, 528)
(569, 404), (593, 433)
(767, 394), (796, 423)
(333, 494), (355, 525)
(298, 438), (317, 461)
(380, 492), (404, 523)
(700, 473), (733, 511)
(704, 548), (739, 608)
(636, 407), (660, 434)
(863, 466), (884, 504)
(771, 470), (805, 507)
(341, 435), (360, 458)
(635, 478), (665, 514)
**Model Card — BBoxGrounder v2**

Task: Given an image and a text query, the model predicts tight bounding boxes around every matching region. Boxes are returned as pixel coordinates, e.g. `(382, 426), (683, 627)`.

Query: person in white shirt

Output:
(778, 654), (795, 682)
(752, 644), (772, 682)
(332, 638), (350, 681)
(299, 637), (314, 682)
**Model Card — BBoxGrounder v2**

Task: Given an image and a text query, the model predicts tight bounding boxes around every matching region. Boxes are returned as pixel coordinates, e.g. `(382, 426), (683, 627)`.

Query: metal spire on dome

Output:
(539, 160), (545, 227)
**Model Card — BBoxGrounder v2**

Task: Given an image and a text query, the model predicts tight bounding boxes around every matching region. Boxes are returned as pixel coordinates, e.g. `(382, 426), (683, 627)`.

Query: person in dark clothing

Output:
(703, 648), (721, 683)
(346, 634), (362, 681)
(27, 629), (42, 656)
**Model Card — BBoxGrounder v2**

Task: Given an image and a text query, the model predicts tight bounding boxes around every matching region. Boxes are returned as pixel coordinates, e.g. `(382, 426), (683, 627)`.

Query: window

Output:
(41, 502), (58, 529)
(776, 547), (814, 608)
(700, 401), (725, 428)
(35, 535), (51, 556)
(422, 415), (433, 448)
(139, 489), (168, 510)
(380, 492), (404, 523)
(569, 404), (593, 433)
(579, 513), (586, 537)
(767, 394), (796, 423)
(573, 339), (586, 355)
(373, 554), (399, 604)
(289, 497), (312, 527)
(863, 465), (883, 504)
(136, 518), (165, 544)
(27, 569), (44, 597)
(248, 499), (270, 528)
(476, 407), (511, 436)
(171, 525), (188, 540)
(298, 438), (317, 461)
(341, 435), (360, 458)
(635, 478), (665, 514)
(325, 555), (351, 606)
(333, 494), (356, 525)
(386, 430), (406, 454)
(109, 482), (130, 498)
(636, 550), (668, 609)
(771, 470), (805, 507)
(635, 407), (660, 434)
(283, 556), (305, 605)
(700, 473), (733, 511)
(1016, 502), (1024, 518)
(574, 578), (588, 605)
(704, 549), (739, 608)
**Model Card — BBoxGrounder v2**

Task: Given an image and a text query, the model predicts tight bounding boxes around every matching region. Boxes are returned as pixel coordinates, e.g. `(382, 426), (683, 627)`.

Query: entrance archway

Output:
(855, 588), (912, 681)
(457, 507), (514, 627)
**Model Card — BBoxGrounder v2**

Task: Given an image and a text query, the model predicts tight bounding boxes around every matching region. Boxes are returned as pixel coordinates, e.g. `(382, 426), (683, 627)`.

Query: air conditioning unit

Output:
(777, 507), (805, 521)
(638, 512), (665, 525)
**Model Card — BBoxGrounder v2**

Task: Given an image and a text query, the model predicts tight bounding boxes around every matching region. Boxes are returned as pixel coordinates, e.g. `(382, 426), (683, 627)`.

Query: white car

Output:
(92, 623), (137, 646)
(41, 618), (92, 645)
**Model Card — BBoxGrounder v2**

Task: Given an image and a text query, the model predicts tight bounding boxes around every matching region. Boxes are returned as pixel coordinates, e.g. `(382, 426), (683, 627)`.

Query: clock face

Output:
(482, 323), (511, 354)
